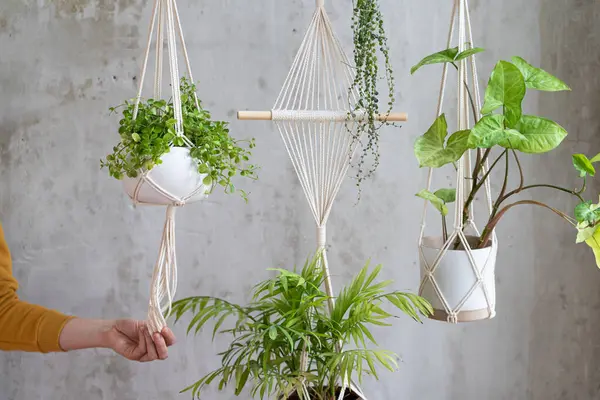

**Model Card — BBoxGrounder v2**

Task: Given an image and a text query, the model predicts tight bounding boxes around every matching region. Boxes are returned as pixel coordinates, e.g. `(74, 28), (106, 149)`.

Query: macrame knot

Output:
(172, 199), (186, 207)
(447, 312), (458, 324)
(317, 225), (326, 248)
(316, 0), (324, 8)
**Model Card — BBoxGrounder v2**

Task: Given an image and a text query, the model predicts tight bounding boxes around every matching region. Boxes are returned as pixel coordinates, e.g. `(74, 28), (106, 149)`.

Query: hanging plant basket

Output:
(122, 147), (209, 206)
(419, 235), (496, 322)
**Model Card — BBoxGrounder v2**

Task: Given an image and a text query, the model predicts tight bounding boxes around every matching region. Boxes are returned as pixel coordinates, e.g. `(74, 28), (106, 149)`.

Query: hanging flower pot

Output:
(99, 0), (257, 335)
(419, 235), (496, 322)
(122, 147), (209, 206)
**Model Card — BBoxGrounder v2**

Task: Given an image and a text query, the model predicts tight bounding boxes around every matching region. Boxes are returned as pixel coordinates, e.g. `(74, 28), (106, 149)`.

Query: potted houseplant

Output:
(412, 48), (600, 320)
(101, 77), (257, 204)
(170, 252), (432, 399)
(349, 0), (397, 194)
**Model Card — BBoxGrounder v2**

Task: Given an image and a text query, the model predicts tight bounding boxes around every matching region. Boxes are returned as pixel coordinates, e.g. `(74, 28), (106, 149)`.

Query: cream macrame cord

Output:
(417, 0), (498, 324)
(129, 0), (206, 334)
(237, 0), (408, 397)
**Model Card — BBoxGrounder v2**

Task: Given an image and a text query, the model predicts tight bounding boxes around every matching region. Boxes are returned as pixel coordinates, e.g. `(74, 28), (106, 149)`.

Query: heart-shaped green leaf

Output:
(414, 114), (470, 168)
(511, 56), (571, 92)
(434, 188), (456, 204)
(468, 114), (526, 148)
(481, 61), (526, 128)
(572, 154), (596, 177)
(497, 115), (567, 154)
(411, 48), (459, 75)
(416, 190), (448, 216)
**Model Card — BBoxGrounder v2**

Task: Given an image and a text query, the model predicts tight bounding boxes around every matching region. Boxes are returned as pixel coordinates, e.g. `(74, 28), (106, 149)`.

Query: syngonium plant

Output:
(411, 47), (600, 266)
(170, 252), (432, 400)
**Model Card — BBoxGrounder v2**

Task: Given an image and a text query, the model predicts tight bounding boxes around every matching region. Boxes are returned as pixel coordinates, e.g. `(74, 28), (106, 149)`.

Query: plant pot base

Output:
(287, 388), (360, 400)
(429, 307), (494, 323)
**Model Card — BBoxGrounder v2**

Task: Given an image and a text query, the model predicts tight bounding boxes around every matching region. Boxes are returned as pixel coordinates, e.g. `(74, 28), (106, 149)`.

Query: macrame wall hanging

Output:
(239, 0), (406, 397)
(418, 0), (498, 323)
(124, 0), (209, 334)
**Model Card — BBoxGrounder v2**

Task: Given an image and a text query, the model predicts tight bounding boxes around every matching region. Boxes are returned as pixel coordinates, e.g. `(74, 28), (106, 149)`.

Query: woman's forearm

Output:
(58, 318), (115, 351)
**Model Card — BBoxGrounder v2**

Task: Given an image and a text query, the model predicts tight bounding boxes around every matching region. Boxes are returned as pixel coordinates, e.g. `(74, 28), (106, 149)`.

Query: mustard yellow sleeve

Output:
(0, 223), (74, 353)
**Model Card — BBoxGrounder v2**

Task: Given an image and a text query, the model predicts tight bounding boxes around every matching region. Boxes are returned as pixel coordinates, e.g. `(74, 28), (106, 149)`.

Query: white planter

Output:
(123, 147), (209, 206)
(419, 235), (497, 323)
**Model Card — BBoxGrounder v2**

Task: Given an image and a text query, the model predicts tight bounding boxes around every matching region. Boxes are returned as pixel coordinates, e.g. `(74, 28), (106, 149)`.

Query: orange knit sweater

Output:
(0, 223), (73, 352)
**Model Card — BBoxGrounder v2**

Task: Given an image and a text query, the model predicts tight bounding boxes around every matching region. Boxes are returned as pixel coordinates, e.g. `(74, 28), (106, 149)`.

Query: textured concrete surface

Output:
(1, 0), (599, 399)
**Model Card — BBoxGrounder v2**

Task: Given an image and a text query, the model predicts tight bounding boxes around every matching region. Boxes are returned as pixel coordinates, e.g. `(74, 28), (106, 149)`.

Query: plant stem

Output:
(442, 215), (448, 243)
(502, 184), (585, 203)
(478, 200), (576, 248)
(462, 149), (506, 226)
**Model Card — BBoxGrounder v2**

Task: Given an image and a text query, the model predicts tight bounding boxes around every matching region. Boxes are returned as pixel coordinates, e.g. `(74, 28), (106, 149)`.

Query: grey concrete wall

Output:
(0, 0), (599, 399)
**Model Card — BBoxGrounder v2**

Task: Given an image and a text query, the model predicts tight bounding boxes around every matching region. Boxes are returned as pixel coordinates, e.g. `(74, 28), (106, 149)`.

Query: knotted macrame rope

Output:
(417, 0), (497, 324)
(270, 3), (369, 399)
(130, 0), (206, 334)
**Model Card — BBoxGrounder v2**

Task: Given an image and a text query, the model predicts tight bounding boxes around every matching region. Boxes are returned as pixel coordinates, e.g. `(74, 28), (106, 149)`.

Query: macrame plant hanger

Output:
(130, 0), (205, 334)
(239, 0), (406, 397)
(418, 0), (498, 323)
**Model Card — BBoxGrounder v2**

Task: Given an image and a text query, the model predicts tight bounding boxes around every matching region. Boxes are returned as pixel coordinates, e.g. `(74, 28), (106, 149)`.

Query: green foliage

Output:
(410, 46), (485, 75)
(481, 61), (526, 127)
(572, 153), (600, 177)
(170, 252), (432, 399)
(414, 114), (470, 168)
(100, 77), (257, 199)
(510, 56), (571, 92)
(349, 0), (396, 194)
(410, 48), (600, 268)
(415, 189), (456, 217)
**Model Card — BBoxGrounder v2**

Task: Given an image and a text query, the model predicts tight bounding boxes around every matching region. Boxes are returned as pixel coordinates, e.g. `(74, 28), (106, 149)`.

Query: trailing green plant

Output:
(411, 47), (600, 267)
(101, 77), (257, 200)
(349, 0), (396, 194)
(170, 252), (432, 400)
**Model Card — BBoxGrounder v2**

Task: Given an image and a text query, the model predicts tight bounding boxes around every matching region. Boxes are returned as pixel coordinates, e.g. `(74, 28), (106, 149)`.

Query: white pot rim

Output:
(421, 235), (494, 253)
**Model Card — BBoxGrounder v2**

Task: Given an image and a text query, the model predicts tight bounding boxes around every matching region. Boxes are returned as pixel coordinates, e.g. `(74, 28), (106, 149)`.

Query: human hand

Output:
(59, 318), (177, 362)
(105, 319), (177, 362)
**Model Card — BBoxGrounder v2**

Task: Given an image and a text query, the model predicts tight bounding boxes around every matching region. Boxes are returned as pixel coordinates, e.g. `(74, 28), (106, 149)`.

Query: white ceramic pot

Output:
(419, 235), (497, 322)
(123, 147), (209, 205)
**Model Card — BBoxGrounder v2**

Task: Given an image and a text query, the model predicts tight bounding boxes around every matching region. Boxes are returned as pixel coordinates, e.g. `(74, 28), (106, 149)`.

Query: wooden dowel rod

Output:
(237, 110), (408, 122)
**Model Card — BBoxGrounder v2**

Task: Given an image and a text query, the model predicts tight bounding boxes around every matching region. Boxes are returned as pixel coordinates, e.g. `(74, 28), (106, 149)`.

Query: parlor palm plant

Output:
(170, 252), (432, 399)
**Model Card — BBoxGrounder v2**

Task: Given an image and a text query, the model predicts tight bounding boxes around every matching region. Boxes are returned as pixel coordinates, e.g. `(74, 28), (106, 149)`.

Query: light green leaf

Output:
(416, 190), (448, 216)
(268, 326), (277, 340)
(481, 61), (526, 127)
(411, 48), (459, 75)
(583, 227), (600, 268)
(454, 47), (485, 62)
(590, 153), (600, 163)
(577, 225), (596, 244)
(497, 115), (567, 154)
(468, 114), (526, 148)
(202, 175), (213, 186)
(511, 56), (571, 92)
(433, 188), (456, 204)
(414, 115), (470, 168)
(132, 133), (141, 142)
(572, 154), (596, 177)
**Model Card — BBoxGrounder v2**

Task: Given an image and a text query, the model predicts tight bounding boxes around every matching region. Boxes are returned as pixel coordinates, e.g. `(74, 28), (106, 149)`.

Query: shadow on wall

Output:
(529, 1), (600, 399)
